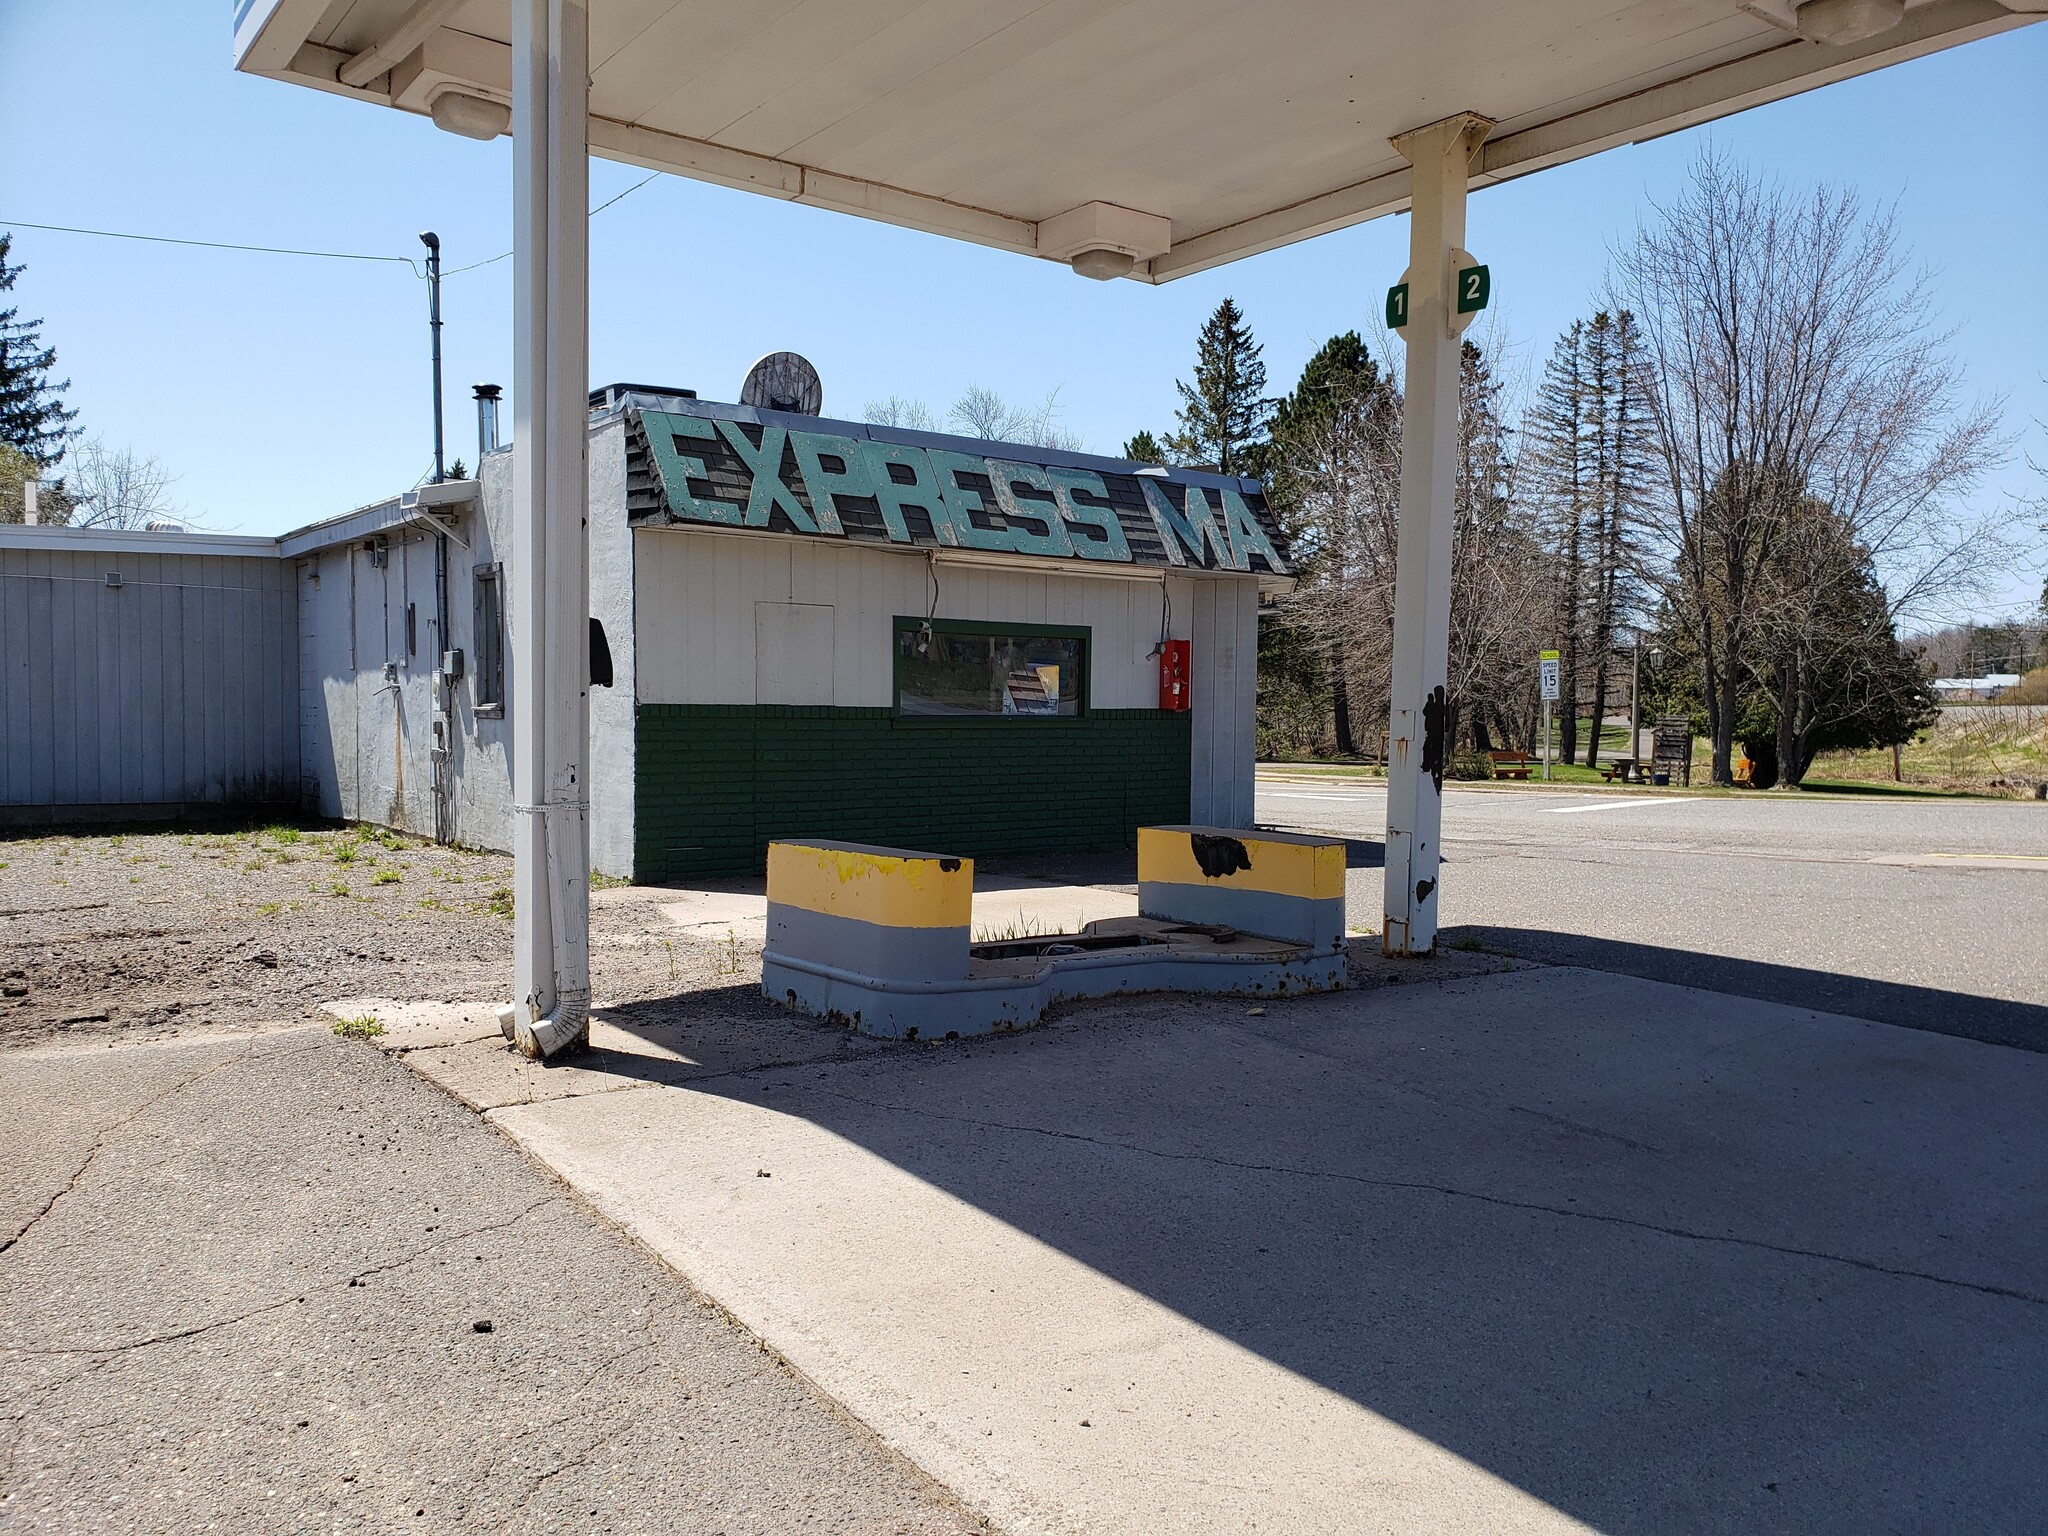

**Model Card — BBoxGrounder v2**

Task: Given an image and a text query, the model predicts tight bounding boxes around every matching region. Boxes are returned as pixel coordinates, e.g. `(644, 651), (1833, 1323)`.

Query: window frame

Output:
(472, 563), (506, 718)
(891, 616), (1091, 723)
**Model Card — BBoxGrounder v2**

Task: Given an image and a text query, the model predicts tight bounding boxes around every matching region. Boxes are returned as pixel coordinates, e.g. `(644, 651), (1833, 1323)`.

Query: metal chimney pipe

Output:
(474, 383), (503, 459)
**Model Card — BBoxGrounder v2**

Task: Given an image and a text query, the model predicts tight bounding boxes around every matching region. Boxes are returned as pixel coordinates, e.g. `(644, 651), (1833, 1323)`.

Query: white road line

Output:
(1544, 798), (1689, 814)
(1259, 790), (1379, 802)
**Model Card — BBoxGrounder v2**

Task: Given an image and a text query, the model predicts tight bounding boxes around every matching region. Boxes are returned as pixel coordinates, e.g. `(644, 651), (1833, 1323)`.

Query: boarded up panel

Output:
(755, 602), (836, 706)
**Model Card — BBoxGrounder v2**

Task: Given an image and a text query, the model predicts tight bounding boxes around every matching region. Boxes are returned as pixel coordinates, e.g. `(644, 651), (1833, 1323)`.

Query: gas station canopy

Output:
(234, 0), (2040, 282)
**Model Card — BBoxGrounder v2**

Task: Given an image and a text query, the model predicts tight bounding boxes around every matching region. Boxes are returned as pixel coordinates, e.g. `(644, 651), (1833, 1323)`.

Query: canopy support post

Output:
(500, 0), (592, 1059)
(1382, 111), (1490, 958)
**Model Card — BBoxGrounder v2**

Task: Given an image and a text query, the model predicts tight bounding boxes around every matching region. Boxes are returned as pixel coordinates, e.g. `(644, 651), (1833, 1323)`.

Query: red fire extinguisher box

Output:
(1159, 639), (1191, 712)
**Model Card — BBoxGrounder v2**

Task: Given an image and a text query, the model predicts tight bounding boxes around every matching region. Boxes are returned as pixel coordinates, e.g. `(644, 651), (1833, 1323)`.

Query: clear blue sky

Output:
(2, 3), (2043, 618)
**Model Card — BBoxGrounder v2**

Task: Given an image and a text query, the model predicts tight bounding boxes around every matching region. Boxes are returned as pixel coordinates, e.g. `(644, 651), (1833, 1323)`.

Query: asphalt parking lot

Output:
(1256, 779), (2048, 1049)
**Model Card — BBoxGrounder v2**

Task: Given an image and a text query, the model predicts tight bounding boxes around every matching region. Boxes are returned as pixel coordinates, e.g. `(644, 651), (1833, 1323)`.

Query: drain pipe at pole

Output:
(497, 0), (592, 1060)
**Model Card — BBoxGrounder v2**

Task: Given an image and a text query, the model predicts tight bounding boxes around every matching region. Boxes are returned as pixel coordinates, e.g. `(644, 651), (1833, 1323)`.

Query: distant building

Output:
(1930, 674), (2022, 701)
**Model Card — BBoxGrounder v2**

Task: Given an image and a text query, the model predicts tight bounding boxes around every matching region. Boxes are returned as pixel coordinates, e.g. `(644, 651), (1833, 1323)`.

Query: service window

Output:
(894, 620), (1087, 718)
(473, 564), (505, 716)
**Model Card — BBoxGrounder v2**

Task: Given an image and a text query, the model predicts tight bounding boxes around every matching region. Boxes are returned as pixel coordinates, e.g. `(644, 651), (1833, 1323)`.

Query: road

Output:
(1257, 779), (2048, 1050)
(0, 1028), (977, 1536)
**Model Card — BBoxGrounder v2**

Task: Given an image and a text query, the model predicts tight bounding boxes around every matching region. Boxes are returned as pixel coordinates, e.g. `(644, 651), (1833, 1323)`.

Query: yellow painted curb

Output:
(1138, 826), (1345, 900)
(767, 841), (973, 928)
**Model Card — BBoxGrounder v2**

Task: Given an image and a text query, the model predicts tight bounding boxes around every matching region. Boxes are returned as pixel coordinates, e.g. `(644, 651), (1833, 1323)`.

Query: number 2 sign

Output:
(1456, 263), (1490, 314)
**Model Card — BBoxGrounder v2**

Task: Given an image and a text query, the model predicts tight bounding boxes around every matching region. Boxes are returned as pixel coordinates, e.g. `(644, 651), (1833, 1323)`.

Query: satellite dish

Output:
(740, 351), (824, 416)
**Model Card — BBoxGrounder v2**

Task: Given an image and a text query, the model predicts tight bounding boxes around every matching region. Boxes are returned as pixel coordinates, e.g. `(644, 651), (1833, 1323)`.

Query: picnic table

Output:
(1599, 757), (1649, 784)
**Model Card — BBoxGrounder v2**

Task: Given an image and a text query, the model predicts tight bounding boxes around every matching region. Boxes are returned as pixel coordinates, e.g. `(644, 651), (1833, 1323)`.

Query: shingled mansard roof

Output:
(621, 399), (1292, 585)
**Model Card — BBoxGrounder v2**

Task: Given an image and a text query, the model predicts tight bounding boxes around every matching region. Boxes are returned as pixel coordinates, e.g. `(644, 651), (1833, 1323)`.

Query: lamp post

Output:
(420, 231), (445, 483)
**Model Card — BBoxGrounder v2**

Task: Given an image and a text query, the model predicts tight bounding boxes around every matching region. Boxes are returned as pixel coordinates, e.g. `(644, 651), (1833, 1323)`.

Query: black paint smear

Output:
(1414, 879), (1435, 906)
(1188, 834), (1252, 879)
(939, 858), (962, 872)
(1420, 686), (1448, 792)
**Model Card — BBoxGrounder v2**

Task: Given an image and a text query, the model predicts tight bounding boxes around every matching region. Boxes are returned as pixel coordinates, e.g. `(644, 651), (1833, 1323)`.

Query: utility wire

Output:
(441, 172), (661, 276)
(0, 217), (424, 275)
(5, 171), (664, 284)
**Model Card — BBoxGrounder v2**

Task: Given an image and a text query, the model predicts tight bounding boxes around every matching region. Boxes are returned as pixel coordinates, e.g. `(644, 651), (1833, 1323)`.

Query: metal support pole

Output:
(1629, 636), (1642, 783)
(421, 231), (445, 483)
(498, 0), (591, 1060)
(1382, 111), (1490, 958)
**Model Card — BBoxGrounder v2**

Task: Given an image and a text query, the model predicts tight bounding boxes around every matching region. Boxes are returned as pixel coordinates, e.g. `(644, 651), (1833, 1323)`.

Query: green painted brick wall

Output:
(635, 704), (1191, 880)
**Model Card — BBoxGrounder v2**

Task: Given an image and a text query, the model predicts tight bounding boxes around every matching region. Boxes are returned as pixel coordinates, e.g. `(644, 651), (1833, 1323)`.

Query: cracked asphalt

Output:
(0, 1028), (982, 1535)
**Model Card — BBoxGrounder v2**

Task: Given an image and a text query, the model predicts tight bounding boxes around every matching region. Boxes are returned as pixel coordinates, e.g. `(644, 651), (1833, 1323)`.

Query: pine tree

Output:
(1580, 310), (1653, 767)
(1266, 331), (1396, 754)
(0, 235), (77, 467)
(1166, 297), (1271, 476)
(1121, 429), (1166, 464)
(1527, 310), (1654, 767)
(1529, 320), (1590, 762)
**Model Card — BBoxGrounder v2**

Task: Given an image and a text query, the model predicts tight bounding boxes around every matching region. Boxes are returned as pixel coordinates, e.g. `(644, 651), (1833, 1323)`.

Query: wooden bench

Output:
(1487, 750), (1533, 781)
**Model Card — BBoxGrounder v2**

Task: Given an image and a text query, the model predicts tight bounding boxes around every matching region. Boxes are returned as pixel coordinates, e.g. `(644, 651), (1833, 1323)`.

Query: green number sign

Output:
(1456, 263), (1491, 315)
(1385, 282), (1409, 330)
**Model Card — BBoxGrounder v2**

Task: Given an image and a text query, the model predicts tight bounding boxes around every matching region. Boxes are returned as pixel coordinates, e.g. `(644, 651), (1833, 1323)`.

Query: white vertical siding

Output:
(0, 541), (299, 814)
(1188, 576), (1259, 827)
(634, 528), (1184, 711)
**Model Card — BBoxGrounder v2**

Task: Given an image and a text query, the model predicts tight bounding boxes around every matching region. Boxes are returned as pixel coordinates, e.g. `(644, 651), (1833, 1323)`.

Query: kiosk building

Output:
(1, 389), (1292, 873)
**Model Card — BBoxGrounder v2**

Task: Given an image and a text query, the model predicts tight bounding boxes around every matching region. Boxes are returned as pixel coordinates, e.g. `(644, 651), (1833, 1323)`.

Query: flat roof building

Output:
(5, 392), (1290, 879)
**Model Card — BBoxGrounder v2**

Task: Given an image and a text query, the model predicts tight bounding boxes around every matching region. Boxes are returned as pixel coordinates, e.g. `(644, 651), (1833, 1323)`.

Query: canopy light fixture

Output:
(428, 88), (510, 140)
(1794, 0), (1905, 43)
(1070, 248), (1136, 281)
(1037, 201), (1170, 281)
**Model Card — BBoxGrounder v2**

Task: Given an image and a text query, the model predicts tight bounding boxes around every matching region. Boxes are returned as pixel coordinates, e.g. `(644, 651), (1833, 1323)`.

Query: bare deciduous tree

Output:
(1611, 152), (2005, 783)
(863, 386), (1086, 452)
(57, 435), (181, 530)
(1273, 337), (1550, 765)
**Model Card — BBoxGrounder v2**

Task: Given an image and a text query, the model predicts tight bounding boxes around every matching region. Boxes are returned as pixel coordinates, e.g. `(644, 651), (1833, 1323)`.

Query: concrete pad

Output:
(497, 1080), (1590, 1536)
(399, 998), (900, 1114)
(969, 879), (1135, 941)
(654, 877), (1138, 952)
(472, 967), (2047, 1534)
(319, 996), (502, 1052)
(657, 883), (769, 939)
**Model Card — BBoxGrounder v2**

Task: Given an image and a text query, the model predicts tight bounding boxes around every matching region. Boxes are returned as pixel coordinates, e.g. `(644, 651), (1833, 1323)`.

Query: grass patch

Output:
(331, 1013), (384, 1041)
(372, 868), (402, 886)
(264, 825), (303, 845)
(484, 887), (514, 919)
(589, 870), (630, 890)
(1810, 709), (2047, 793)
(973, 915), (1067, 943)
(331, 842), (359, 865)
(258, 901), (283, 915)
